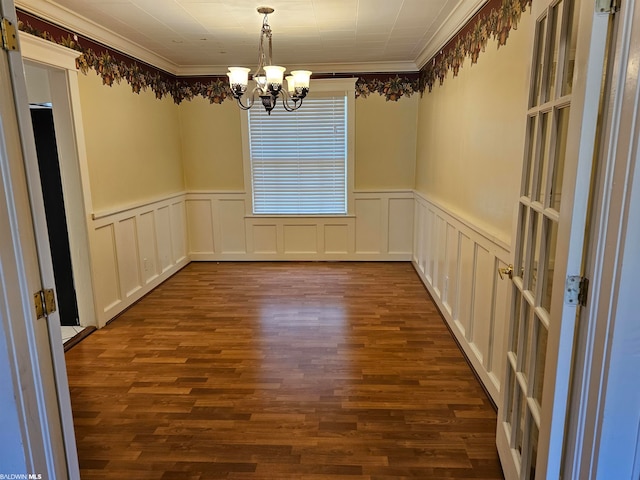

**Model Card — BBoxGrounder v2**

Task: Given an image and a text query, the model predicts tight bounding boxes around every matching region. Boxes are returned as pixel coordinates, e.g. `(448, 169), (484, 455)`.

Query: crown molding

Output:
(415, 0), (488, 69)
(16, 0), (452, 77)
(15, 0), (180, 74)
(292, 62), (420, 75)
(177, 61), (420, 77)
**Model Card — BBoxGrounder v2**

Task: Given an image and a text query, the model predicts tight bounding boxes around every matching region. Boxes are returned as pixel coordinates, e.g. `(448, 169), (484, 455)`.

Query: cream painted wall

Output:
(415, 14), (533, 243)
(178, 97), (245, 191)
(355, 94), (418, 190)
(177, 92), (418, 193)
(78, 70), (417, 211)
(78, 72), (184, 213)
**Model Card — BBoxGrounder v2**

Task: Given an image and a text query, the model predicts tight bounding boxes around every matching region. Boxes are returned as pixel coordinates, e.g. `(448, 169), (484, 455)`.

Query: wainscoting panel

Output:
(444, 223), (459, 315)
(413, 192), (511, 405)
(424, 209), (435, 283)
(355, 198), (382, 254)
(170, 201), (187, 263)
(245, 217), (354, 259)
(138, 211), (159, 284)
(458, 233), (475, 337)
(217, 199), (247, 254)
(155, 206), (173, 273)
(186, 191), (413, 260)
(91, 224), (120, 315)
(283, 224), (318, 254)
(114, 216), (142, 298)
(324, 224), (350, 254)
(388, 198), (414, 254)
(186, 199), (215, 254)
(251, 224), (278, 254)
(90, 194), (189, 326)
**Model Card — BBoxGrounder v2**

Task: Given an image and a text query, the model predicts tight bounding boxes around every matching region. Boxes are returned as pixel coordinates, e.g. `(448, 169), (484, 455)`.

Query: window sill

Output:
(245, 214), (355, 219)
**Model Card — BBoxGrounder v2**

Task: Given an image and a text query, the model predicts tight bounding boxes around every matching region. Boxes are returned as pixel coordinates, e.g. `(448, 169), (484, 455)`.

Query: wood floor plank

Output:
(66, 262), (504, 479)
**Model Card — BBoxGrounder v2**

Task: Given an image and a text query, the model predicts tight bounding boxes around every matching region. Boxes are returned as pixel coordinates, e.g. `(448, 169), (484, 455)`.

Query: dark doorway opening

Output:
(31, 106), (80, 326)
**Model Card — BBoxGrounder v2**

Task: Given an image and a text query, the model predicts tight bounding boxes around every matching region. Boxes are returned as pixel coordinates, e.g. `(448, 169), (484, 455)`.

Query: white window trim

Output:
(241, 77), (356, 217)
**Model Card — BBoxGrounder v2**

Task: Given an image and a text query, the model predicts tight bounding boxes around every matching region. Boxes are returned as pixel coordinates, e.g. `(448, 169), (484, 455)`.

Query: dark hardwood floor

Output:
(66, 262), (504, 479)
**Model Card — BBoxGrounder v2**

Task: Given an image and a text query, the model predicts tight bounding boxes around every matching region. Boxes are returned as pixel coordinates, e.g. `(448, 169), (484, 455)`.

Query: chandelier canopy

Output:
(227, 7), (311, 115)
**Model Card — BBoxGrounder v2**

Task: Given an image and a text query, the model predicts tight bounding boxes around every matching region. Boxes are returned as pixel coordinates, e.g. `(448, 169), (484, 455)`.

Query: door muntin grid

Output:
(502, 0), (575, 477)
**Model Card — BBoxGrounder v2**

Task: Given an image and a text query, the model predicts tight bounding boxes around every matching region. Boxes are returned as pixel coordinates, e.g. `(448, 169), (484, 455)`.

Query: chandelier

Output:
(227, 7), (311, 115)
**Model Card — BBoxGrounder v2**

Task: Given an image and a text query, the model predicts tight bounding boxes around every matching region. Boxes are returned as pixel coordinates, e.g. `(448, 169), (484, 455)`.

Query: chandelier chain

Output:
(257, 13), (273, 75)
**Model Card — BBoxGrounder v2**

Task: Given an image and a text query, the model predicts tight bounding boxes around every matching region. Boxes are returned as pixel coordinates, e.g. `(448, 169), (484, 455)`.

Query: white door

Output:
(496, 0), (615, 478)
(0, 0), (78, 476)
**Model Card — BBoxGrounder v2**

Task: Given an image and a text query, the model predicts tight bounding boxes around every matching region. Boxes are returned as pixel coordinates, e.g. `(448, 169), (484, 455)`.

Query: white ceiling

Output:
(16, 0), (486, 75)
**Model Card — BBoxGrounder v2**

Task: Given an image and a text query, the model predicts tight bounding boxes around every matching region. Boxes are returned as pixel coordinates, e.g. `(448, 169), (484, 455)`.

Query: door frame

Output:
(15, 30), (97, 479)
(562, 0), (640, 476)
(21, 33), (97, 330)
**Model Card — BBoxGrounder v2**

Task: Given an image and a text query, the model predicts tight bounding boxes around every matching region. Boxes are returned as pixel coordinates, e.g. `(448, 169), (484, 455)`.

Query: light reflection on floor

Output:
(256, 301), (355, 391)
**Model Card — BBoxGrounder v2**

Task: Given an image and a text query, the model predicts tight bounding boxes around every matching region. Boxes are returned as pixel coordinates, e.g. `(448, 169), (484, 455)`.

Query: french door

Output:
(0, 0), (79, 475)
(496, 0), (614, 478)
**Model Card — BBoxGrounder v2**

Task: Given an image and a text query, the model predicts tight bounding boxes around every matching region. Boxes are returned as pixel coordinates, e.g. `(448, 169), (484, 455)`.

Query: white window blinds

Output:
(248, 95), (347, 215)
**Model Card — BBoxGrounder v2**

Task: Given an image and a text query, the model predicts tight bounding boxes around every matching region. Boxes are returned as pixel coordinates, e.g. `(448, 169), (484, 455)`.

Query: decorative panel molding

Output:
(412, 191), (511, 405)
(91, 224), (120, 315)
(186, 191), (413, 261)
(186, 199), (214, 254)
(217, 199), (247, 254)
(388, 198), (415, 254)
(251, 225), (278, 254)
(355, 198), (382, 254)
(90, 193), (188, 326)
(155, 206), (173, 273)
(138, 211), (159, 284)
(170, 202), (187, 263)
(324, 224), (350, 254)
(114, 216), (142, 298)
(283, 225), (318, 254)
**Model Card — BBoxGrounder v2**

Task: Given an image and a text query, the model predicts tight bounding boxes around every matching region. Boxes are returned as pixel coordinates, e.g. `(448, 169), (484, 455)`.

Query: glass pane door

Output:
(497, 0), (576, 477)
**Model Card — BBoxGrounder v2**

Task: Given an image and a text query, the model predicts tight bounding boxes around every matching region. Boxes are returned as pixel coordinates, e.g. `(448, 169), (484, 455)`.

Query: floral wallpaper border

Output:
(420, 0), (533, 92)
(16, 0), (530, 104)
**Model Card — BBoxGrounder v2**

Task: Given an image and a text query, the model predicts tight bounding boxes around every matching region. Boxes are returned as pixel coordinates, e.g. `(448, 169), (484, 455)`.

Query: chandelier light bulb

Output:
(253, 75), (267, 91)
(291, 70), (311, 90)
(227, 67), (250, 97)
(285, 75), (295, 95)
(264, 65), (286, 92)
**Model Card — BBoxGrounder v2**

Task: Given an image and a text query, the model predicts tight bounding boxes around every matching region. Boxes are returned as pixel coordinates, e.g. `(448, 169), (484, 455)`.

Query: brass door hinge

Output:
(34, 289), (57, 319)
(595, 0), (619, 14)
(1, 18), (18, 51)
(565, 276), (589, 307)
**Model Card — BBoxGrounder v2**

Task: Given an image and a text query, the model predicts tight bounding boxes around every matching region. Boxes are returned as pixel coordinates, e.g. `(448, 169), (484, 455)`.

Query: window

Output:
(243, 79), (355, 215)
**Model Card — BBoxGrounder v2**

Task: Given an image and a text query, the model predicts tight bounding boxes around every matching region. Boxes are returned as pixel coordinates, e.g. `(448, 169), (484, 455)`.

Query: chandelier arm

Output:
(281, 91), (302, 112)
(235, 91), (258, 111)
